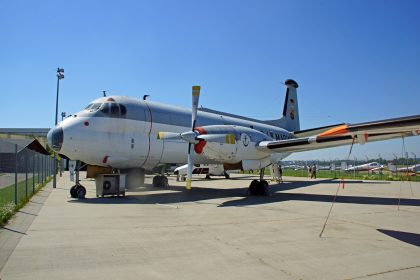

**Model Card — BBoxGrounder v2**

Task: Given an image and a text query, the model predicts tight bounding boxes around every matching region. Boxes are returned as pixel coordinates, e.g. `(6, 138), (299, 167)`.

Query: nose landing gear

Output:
(70, 184), (86, 199)
(70, 161), (86, 199)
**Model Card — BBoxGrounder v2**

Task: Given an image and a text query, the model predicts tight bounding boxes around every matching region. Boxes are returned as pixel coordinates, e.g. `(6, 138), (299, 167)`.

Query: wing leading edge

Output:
(257, 114), (420, 153)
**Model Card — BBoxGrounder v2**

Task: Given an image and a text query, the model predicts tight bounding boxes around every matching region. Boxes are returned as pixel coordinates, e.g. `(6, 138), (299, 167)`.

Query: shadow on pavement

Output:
(377, 229), (420, 247)
(67, 179), (420, 208)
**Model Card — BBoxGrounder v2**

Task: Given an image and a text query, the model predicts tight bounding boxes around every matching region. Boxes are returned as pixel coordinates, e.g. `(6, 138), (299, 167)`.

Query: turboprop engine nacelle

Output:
(158, 125), (273, 166)
(172, 125), (273, 163)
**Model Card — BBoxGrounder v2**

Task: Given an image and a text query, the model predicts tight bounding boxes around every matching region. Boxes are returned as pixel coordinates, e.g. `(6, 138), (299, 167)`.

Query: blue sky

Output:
(1, 0), (419, 161)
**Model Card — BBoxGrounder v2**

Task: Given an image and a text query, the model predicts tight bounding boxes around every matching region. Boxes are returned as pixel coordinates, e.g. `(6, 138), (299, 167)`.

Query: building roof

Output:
(0, 139), (50, 155)
(0, 128), (50, 137)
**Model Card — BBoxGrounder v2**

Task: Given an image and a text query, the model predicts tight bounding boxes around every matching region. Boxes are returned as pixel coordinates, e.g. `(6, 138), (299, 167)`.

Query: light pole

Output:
(53, 67), (64, 189)
(353, 156), (357, 179)
(393, 153), (398, 178)
(412, 152), (417, 166)
(378, 154), (383, 180)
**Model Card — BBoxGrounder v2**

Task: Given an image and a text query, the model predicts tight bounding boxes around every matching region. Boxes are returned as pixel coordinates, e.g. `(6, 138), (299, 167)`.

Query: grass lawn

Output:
(0, 176), (41, 207)
(281, 169), (420, 182)
(1, 175), (51, 226)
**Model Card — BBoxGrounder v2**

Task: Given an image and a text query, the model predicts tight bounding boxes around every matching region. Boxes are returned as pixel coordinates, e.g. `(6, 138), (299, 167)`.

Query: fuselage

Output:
(346, 162), (380, 171)
(48, 96), (293, 170)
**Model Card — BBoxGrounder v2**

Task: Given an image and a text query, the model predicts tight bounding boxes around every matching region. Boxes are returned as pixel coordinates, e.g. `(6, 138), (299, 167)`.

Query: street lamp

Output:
(53, 67), (64, 189)
(378, 154), (383, 178)
(393, 153), (398, 178)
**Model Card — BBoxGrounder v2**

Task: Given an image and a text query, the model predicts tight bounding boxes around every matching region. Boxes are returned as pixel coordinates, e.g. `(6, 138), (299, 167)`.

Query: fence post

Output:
(36, 154), (41, 184)
(33, 150), (35, 193)
(14, 144), (18, 205)
(42, 155), (45, 184)
(25, 148), (28, 199)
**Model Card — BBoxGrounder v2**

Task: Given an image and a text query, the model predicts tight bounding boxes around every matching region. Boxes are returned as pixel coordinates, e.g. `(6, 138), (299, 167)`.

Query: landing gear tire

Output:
(153, 175), (169, 188)
(249, 180), (260, 196)
(260, 180), (270, 196)
(76, 185), (86, 199)
(70, 185), (78, 198)
(70, 184), (86, 199)
(224, 171), (230, 179)
(248, 180), (270, 196)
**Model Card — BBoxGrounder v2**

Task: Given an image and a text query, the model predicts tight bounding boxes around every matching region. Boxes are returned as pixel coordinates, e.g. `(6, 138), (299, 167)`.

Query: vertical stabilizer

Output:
(282, 79), (300, 131)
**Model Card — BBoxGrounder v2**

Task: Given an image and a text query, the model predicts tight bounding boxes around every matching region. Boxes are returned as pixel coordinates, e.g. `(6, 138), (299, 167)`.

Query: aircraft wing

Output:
(257, 114), (420, 153)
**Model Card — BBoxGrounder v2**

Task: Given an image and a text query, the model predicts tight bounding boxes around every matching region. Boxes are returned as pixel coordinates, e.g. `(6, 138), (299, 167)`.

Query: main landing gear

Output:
(153, 175), (169, 188)
(70, 161), (86, 199)
(248, 168), (270, 196)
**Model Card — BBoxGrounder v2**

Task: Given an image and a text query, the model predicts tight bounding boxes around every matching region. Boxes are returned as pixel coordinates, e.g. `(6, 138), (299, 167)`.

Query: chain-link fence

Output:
(0, 143), (54, 209)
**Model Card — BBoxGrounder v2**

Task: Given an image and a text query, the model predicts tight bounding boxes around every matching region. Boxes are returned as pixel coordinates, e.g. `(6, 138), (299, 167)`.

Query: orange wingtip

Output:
(318, 124), (349, 137)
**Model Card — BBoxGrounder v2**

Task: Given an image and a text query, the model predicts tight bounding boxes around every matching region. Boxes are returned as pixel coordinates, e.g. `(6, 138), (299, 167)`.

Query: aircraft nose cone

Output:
(47, 127), (64, 152)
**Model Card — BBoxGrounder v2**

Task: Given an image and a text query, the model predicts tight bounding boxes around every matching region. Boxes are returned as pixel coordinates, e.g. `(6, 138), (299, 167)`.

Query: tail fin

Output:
(264, 79), (300, 132)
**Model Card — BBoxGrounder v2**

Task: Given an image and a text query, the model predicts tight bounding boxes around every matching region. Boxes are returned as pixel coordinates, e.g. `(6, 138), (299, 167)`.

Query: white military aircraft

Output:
(393, 164), (420, 174)
(345, 162), (383, 172)
(47, 79), (420, 198)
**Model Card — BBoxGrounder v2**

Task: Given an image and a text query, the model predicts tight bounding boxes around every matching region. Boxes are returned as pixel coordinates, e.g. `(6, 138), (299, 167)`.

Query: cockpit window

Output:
(85, 103), (103, 111)
(100, 103), (109, 114)
(120, 104), (127, 115)
(110, 103), (119, 114)
(99, 102), (127, 117)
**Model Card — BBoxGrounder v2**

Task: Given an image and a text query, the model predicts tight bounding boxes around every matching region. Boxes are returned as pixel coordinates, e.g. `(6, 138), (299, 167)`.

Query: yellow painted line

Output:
(230, 134), (235, 144)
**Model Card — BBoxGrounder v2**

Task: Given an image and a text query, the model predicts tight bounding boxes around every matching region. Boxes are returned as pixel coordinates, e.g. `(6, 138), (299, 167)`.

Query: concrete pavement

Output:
(1, 172), (420, 279)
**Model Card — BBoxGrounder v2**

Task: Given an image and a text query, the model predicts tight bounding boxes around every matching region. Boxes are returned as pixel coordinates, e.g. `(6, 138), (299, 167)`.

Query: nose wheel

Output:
(70, 184), (86, 199)
(70, 160), (87, 199)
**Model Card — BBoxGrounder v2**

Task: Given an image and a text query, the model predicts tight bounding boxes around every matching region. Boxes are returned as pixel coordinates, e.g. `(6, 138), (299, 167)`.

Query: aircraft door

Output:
(140, 101), (163, 169)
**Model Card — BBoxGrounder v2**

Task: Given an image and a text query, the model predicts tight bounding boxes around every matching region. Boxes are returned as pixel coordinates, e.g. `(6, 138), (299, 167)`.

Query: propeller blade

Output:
(191, 86), (200, 130)
(187, 85), (201, 190)
(157, 132), (182, 140)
